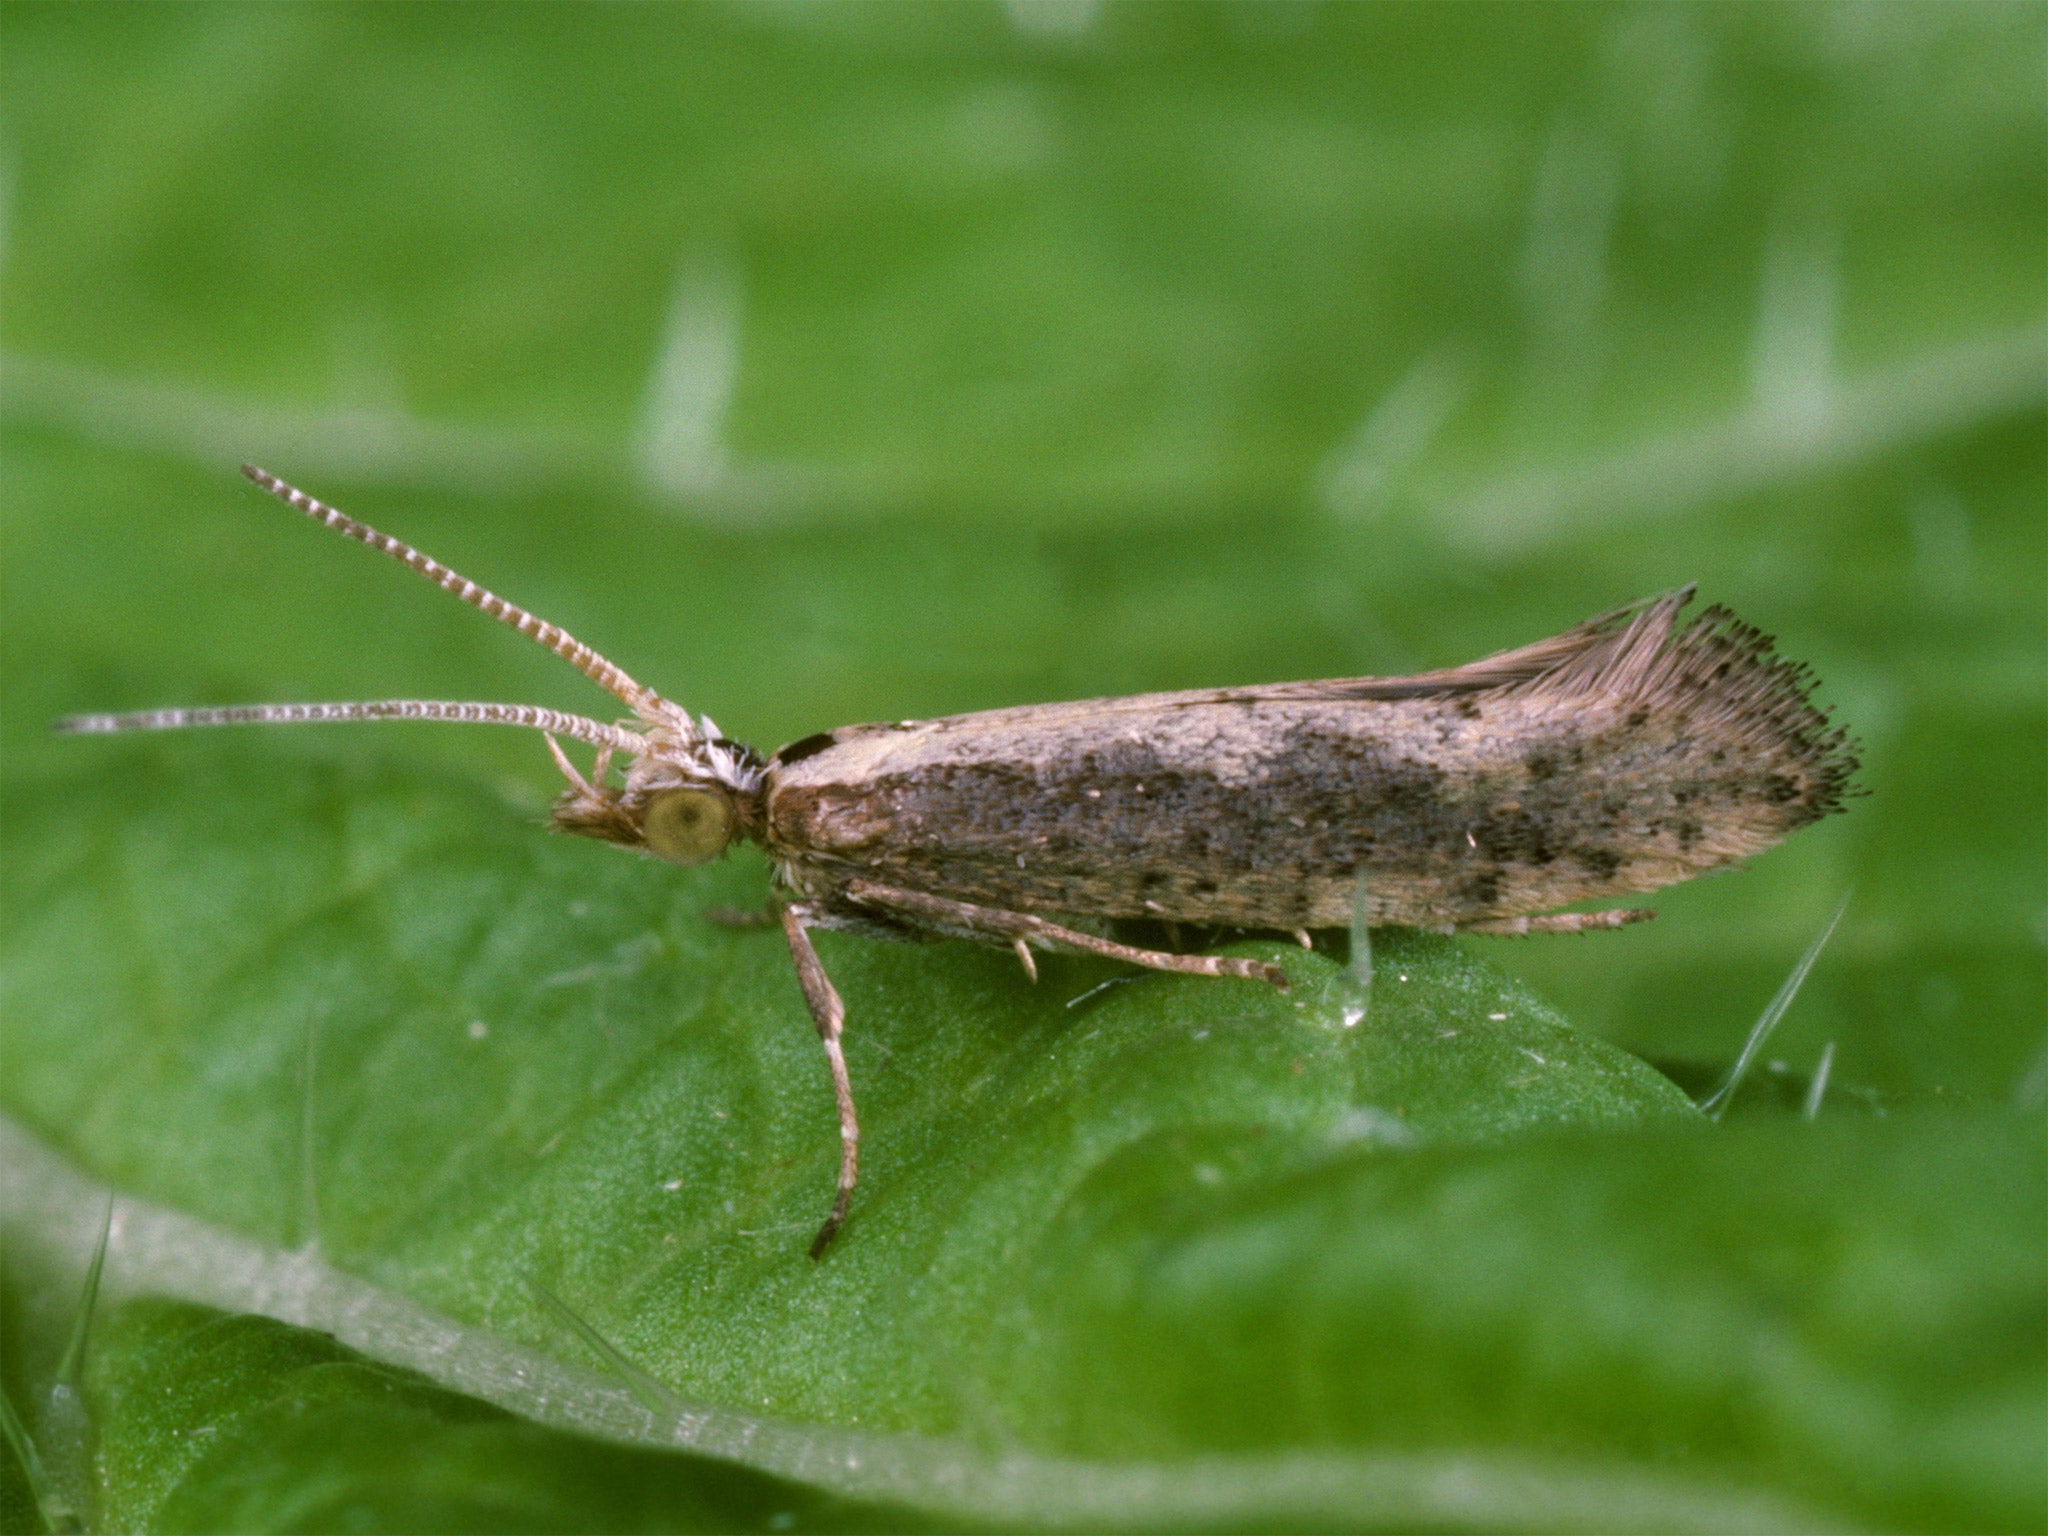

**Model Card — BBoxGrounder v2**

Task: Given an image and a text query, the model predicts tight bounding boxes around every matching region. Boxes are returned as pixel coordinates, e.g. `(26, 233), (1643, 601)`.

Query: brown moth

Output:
(61, 466), (1858, 1256)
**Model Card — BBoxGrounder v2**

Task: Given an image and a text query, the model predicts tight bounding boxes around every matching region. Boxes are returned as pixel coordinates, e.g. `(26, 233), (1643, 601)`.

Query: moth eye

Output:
(640, 788), (735, 866)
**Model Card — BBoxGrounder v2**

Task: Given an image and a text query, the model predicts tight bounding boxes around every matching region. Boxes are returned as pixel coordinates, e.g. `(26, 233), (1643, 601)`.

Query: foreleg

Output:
(779, 904), (859, 1259)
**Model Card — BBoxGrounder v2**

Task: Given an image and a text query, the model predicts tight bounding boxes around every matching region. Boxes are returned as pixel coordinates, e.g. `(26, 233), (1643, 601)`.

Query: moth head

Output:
(57, 465), (766, 863)
(550, 723), (763, 865)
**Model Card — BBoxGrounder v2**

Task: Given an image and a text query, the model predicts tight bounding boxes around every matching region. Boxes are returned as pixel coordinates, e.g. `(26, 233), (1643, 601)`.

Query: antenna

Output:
(55, 700), (650, 758)
(239, 466), (659, 716)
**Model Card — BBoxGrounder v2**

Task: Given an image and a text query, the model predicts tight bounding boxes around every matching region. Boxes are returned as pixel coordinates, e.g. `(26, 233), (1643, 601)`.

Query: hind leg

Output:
(1459, 909), (1654, 935)
(839, 878), (1290, 989)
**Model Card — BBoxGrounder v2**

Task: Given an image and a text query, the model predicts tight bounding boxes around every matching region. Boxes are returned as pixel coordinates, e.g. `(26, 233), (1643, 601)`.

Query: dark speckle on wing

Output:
(761, 592), (1858, 929)
(770, 708), (1484, 925)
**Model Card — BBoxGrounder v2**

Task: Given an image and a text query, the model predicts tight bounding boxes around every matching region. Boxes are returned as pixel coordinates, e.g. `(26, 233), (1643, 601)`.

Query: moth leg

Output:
(542, 733), (630, 838)
(704, 904), (778, 930)
(842, 878), (1288, 990)
(1012, 937), (1038, 982)
(778, 903), (858, 1259)
(1459, 909), (1655, 935)
(543, 733), (597, 796)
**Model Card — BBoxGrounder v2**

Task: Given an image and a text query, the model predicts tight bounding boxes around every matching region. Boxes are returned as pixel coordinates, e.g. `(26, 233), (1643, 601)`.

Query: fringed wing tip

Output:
(1517, 592), (1860, 826)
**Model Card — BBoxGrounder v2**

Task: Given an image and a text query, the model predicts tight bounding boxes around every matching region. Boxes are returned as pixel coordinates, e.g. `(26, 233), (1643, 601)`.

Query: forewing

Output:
(761, 588), (1854, 931)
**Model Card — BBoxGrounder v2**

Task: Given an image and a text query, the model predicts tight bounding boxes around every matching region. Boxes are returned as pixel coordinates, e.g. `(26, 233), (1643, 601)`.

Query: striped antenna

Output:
(56, 700), (649, 758)
(240, 466), (659, 716)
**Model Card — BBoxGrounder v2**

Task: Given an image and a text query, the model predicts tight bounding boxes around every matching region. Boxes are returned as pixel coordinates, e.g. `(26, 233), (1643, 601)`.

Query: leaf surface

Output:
(4, 754), (2041, 1531)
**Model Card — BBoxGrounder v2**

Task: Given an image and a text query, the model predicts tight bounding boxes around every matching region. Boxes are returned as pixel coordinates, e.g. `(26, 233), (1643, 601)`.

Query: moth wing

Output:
(766, 583), (1852, 929)
(769, 590), (1700, 764)
(1214, 588), (1695, 703)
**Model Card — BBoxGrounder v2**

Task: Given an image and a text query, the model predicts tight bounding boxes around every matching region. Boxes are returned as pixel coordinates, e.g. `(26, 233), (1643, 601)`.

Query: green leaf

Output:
(85, 1299), (959, 1536)
(1, 748), (1689, 1380)
(4, 753), (2043, 1531)
(997, 1114), (2045, 1531)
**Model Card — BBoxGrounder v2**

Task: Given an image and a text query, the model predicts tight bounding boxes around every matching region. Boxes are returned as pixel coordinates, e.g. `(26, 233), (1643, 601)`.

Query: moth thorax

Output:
(640, 785), (738, 866)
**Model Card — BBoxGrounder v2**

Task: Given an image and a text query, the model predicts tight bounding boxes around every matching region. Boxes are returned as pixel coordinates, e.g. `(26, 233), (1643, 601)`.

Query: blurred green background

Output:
(3, 3), (2043, 1531)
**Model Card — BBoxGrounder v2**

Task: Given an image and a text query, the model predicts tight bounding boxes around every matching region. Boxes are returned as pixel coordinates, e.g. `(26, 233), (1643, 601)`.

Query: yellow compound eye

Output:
(639, 787), (735, 866)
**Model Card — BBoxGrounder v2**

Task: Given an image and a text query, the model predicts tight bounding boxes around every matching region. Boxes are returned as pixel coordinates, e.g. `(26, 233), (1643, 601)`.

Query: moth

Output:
(62, 467), (1858, 1256)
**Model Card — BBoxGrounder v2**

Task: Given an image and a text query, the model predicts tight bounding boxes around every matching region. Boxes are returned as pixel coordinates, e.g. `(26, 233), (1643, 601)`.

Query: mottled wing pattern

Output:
(764, 594), (1856, 931)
